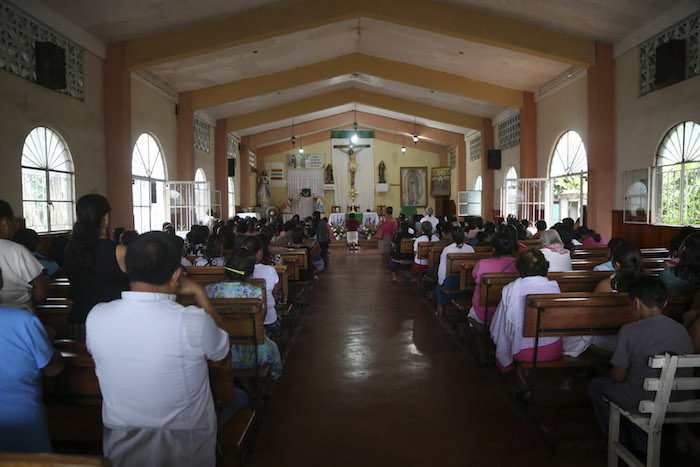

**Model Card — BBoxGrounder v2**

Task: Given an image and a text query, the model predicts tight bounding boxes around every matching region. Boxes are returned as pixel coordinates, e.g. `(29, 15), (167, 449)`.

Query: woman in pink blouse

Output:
(377, 207), (399, 266)
(469, 232), (517, 324)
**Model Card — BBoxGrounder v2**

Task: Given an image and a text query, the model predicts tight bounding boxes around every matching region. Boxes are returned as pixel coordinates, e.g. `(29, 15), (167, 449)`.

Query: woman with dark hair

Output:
(390, 221), (414, 282)
(660, 233), (700, 291)
(580, 227), (606, 245)
(204, 248), (282, 379)
(259, 232), (284, 266)
(469, 232), (517, 323)
(412, 221), (439, 274)
(377, 207), (398, 267)
(243, 236), (282, 338)
(490, 249), (562, 377)
(436, 226), (474, 315)
(594, 242), (645, 293)
(553, 223), (576, 251)
(594, 237), (626, 271)
(63, 194), (129, 339)
(193, 235), (225, 266)
(184, 225), (209, 256)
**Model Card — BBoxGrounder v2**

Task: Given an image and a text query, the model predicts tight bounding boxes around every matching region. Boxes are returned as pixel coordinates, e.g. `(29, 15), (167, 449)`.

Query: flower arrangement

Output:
(331, 220), (346, 240)
(360, 219), (378, 239)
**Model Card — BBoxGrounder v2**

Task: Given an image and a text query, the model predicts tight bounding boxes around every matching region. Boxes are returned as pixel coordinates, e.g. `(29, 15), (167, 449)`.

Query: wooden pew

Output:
(570, 256), (667, 270)
(0, 453), (111, 466)
(47, 278), (71, 299)
(37, 299), (72, 339)
(417, 242), (437, 295)
(400, 237), (414, 254)
(425, 246), (446, 296)
(521, 291), (696, 399)
(438, 252), (493, 308)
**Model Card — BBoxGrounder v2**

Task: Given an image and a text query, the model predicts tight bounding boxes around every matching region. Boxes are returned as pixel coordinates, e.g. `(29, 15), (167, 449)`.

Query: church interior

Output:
(1, 0), (700, 466)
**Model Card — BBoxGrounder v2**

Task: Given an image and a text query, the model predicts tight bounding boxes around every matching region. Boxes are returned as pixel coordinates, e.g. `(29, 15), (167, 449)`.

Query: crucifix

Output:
(333, 144), (370, 187)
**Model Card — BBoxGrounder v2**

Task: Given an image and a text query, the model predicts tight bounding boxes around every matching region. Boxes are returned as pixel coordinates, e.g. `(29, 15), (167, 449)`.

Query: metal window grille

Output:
(194, 118), (211, 152)
(469, 136), (482, 161)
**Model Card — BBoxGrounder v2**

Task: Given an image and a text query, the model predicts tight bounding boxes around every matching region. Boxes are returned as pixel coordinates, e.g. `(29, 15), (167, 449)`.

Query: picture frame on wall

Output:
(430, 167), (451, 196)
(400, 167), (428, 207)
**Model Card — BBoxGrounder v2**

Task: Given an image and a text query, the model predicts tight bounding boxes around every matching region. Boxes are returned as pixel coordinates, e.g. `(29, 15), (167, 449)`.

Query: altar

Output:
(328, 212), (380, 227)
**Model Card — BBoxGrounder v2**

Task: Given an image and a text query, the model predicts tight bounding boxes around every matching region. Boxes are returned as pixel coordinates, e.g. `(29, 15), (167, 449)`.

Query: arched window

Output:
(474, 176), (482, 191)
(549, 130), (588, 223)
(132, 133), (167, 233)
(21, 127), (75, 232)
(504, 166), (519, 217)
(655, 121), (700, 225)
(194, 169), (208, 223)
(228, 177), (236, 218)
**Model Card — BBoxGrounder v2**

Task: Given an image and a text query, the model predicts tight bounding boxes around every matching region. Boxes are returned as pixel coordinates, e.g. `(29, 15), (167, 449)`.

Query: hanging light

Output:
(351, 109), (359, 143)
(299, 146), (304, 154)
(412, 133), (419, 143)
(299, 133), (303, 153)
(401, 145), (407, 153)
(413, 117), (419, 144)
(401, 134), (407, 153)
(291, 117), (296, 146)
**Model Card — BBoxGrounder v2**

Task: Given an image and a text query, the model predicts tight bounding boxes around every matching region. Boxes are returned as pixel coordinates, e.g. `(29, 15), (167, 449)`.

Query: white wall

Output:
(614, 46), (700, 210)
(131, 76), (177, 182)
(0, 51), (105, 212)
(537, 76), (588, 178)
(466, 137), (481, 191)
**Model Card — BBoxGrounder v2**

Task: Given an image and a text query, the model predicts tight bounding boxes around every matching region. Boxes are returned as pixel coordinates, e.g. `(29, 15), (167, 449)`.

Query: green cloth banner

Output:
(345, 213), (363, 223)
(401, 206), (418, 218)
(331, 130), (375, 139)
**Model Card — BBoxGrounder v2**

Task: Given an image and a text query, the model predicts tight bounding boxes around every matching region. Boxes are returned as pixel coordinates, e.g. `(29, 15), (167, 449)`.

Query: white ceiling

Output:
(27, 0), (693, 138)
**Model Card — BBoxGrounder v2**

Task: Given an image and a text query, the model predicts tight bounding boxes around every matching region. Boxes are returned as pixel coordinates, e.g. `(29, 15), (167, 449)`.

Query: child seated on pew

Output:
(243, 236), (283, 338)
(436, 226), (474, 315)
(593, 236), (625, 271)
(193, 235), (226, 266)
(0, 267), (65, 453)
(204, 248), (282, 379)
(490, 249), (563, 377)
(588, 277), (693, 455)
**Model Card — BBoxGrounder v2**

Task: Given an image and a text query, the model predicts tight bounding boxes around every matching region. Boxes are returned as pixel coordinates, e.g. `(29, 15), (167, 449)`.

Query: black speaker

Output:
(35, 42), (66, 90)
(655, 39), (685, 88)
(487, 149), (501, 170)
(228, 159), (235, 177)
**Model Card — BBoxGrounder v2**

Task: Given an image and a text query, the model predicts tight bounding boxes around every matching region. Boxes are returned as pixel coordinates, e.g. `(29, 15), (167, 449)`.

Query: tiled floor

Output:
(249, 246), (559, 466)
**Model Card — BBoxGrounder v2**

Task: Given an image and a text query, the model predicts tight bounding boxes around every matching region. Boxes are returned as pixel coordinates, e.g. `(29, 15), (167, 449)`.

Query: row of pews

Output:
(34, 246), (316, 466)
(400, 238), (696, 396)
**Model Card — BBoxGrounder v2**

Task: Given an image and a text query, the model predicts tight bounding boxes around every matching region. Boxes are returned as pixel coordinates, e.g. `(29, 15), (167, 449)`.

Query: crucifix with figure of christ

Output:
(333, 145), (370, 187)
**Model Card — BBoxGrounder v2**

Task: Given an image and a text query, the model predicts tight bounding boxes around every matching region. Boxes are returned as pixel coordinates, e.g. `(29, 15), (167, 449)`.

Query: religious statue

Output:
(325, 164), (334, 184)
(281, 197), (293, 214)
(313, 194), (325, 213)
(256, 170), (270, 208)
(378, 160), (386, 183)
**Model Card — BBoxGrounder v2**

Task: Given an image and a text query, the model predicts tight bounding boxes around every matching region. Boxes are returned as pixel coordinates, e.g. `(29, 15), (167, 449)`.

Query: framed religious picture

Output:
(430, 167), (451, 196)
(400, 167), (428, 207)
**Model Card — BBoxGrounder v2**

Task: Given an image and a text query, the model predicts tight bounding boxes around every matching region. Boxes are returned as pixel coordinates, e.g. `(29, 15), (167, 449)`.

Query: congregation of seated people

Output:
(0, 195), (328, 464)
(378, 206), (700, 459)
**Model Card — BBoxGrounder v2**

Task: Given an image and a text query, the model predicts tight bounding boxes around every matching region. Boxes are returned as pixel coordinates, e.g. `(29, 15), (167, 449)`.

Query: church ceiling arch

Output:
(225, 88), (483, 133)
(122, 0), (595, 70)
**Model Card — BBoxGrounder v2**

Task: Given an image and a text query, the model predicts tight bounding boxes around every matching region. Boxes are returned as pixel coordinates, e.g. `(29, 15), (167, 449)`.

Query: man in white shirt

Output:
(0, 200), (47, 313)
(87, 232), (230, 467)
(419, 207), (439, 232)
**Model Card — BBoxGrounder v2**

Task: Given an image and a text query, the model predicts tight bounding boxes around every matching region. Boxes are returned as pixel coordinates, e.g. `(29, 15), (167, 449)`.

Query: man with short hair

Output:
(420, 207), (439, 232)
(0, 200), (48, 312)
(87, 232), (230, 467)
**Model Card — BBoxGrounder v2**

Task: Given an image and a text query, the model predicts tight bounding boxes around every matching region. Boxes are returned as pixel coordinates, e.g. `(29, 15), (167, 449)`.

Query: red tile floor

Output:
(249, 244), (567, 466)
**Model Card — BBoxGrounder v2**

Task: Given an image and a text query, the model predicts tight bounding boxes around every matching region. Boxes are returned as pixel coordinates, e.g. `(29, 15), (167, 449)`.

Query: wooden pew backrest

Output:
(400, 237), (414, 254)
(417, 242), (437, 260)
(445, 252), (492, 278)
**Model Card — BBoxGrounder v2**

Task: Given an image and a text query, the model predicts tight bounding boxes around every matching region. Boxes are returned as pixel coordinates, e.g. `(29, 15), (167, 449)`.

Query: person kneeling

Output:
(87, 232), (233, 467)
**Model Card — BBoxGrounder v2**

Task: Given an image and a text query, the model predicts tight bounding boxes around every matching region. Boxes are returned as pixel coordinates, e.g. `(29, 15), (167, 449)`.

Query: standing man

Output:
(87, 232), (230, 467)
(420, 207), (439, 232)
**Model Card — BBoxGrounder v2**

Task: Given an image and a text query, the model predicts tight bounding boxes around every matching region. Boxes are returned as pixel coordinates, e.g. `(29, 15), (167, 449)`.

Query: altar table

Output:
(328, 212), (379, 227)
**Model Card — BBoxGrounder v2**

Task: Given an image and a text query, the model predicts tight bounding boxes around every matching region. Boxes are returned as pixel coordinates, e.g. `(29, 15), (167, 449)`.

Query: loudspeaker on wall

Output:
(655, 39), (686, 88)
(487, 149), (502, 170)
(228, 159), (235, 177)
(35, 42), (66, 90)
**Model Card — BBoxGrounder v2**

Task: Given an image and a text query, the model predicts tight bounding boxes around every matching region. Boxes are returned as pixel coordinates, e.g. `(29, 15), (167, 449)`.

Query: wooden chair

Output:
(0, 453), (111, 466)
(607, 353), (700, 467)
(400, 237), (414, 255)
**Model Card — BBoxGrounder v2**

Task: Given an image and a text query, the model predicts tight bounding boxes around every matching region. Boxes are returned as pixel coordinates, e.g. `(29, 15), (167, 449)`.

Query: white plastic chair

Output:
(607, 353), (700, 467)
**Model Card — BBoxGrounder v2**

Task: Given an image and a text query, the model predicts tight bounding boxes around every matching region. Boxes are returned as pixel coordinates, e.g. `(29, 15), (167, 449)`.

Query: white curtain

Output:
(287, 169), (324, 218)
(331, 138), (374, 211)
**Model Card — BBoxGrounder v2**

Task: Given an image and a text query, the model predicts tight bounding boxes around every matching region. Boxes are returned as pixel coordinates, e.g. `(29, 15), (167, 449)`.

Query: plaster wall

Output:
(130, 76), (177, 182)
(0, 51), (105, 214)
(466, 137), (481, 192)
(614, 46), (700, 210)
(536, 76), (588, 178)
